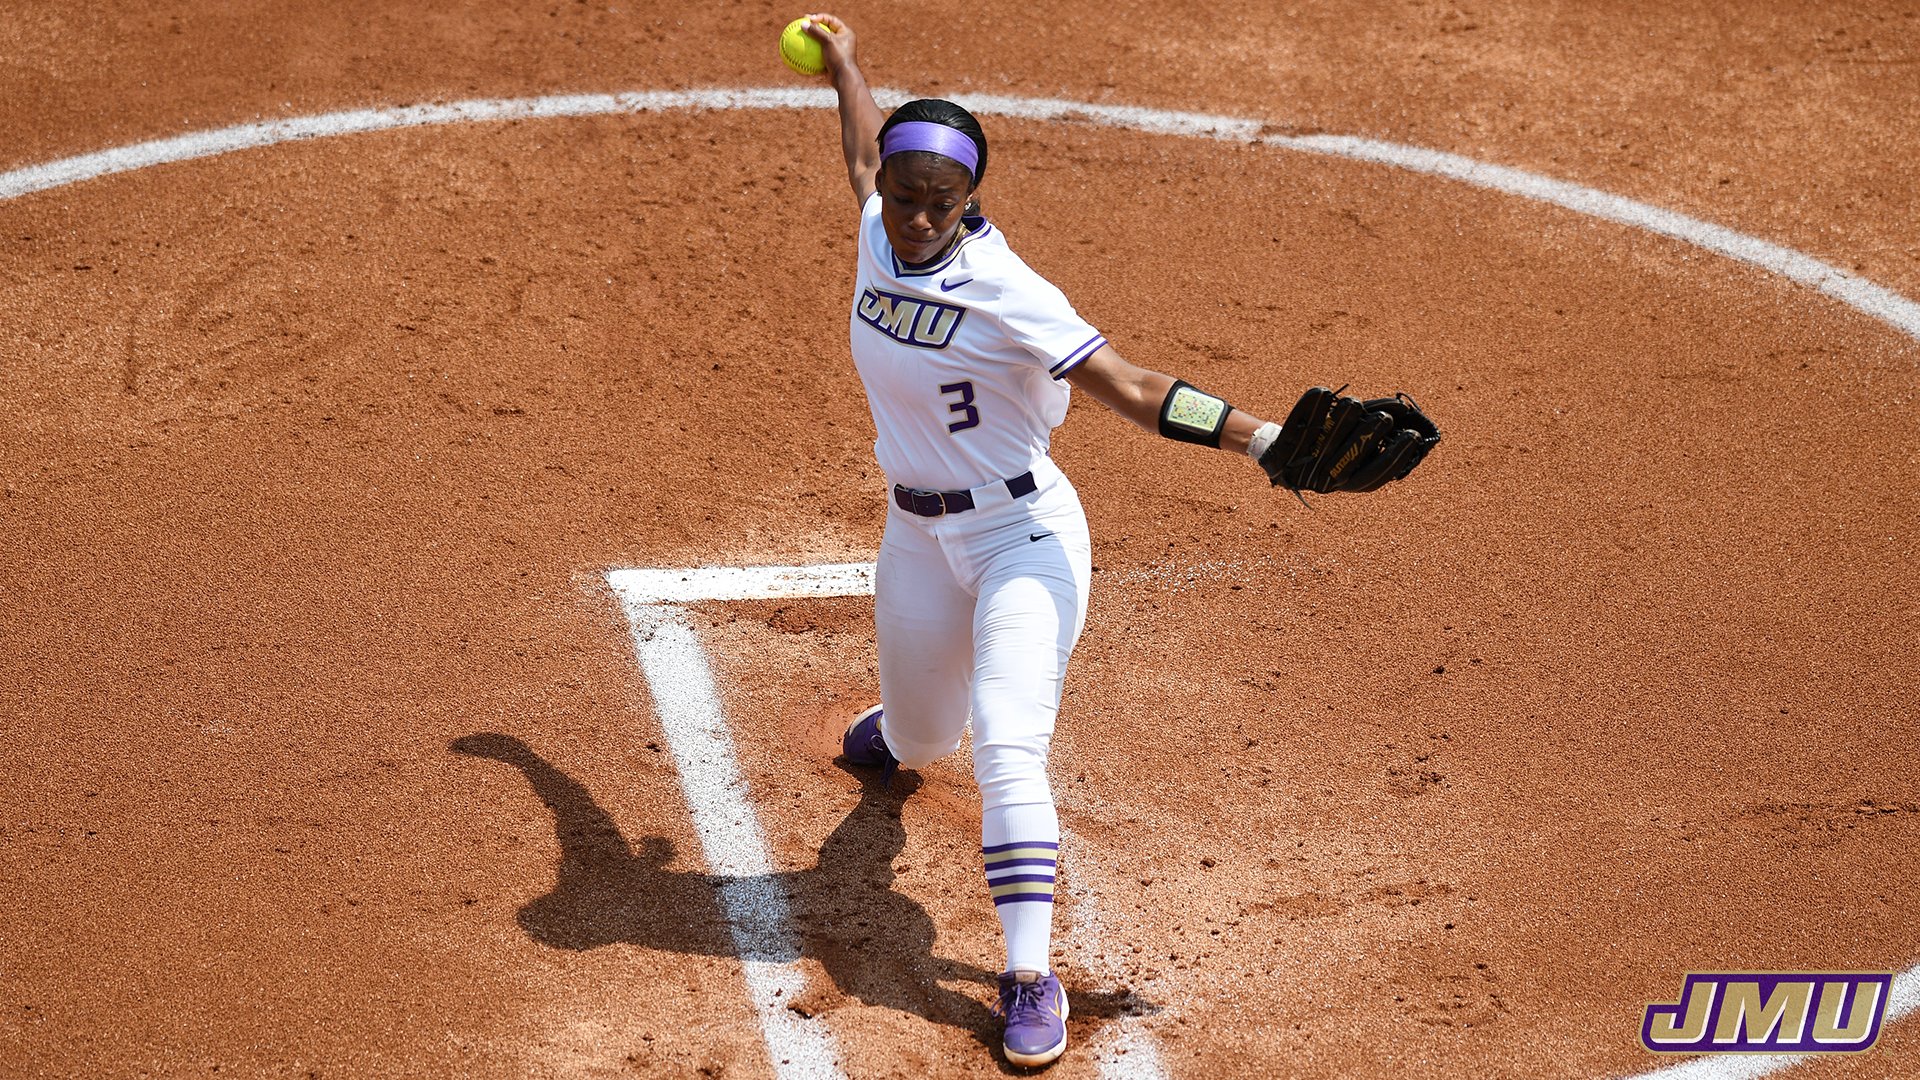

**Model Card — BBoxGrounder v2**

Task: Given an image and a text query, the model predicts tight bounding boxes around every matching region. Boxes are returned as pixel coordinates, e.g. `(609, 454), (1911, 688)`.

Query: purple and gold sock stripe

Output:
(982, 839), (1057, 906)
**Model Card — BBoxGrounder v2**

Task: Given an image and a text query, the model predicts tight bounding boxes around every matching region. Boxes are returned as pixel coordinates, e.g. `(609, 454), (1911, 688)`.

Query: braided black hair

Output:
(877, 98), (989, 187)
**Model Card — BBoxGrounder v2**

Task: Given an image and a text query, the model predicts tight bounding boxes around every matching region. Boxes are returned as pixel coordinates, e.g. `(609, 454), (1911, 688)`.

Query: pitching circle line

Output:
(2, 85), (1918, 345)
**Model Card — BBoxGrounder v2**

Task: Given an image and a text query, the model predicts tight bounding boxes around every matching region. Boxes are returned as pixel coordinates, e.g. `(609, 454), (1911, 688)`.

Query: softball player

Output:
(805, 14), (1287, 1068)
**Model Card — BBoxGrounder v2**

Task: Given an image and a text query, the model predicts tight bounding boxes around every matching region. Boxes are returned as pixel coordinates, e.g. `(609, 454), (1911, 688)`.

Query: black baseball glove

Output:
(1258, 386), (1440, 499)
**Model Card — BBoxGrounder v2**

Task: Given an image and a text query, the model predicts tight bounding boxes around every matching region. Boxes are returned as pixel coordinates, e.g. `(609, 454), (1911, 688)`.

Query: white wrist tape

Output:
(1246, 421), (1283, 462)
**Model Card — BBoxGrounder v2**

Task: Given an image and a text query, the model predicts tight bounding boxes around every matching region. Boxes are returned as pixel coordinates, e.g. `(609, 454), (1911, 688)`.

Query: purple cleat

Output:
(842, 705), (900, 784)
(993, 969), (1069, 1068)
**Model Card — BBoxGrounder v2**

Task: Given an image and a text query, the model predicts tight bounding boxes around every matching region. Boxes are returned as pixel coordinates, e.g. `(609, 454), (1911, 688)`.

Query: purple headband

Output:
(880, 121), (981, 178)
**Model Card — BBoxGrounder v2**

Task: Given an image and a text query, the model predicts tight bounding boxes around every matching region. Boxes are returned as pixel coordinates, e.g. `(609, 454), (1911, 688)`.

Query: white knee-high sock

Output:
(982, 801), (1059, 974)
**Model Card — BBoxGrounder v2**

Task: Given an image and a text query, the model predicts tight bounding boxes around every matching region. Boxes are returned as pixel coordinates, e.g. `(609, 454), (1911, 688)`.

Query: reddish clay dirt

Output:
(3, 2), (1916, 1078)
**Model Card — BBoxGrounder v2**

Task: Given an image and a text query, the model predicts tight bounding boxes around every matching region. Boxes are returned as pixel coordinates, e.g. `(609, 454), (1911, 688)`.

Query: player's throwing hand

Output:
(802, 13), (858, 78)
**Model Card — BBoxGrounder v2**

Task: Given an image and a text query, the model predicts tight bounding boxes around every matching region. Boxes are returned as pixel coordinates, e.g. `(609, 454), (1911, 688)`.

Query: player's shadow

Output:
(449, 732), (1149, 1060)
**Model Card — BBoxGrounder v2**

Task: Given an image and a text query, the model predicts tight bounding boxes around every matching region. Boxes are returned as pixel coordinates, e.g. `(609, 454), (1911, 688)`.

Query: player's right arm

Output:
(807, 14), (882, 205)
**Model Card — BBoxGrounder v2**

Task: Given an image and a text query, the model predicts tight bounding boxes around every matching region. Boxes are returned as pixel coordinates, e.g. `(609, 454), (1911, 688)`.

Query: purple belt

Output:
(893, 471), (1037, 517)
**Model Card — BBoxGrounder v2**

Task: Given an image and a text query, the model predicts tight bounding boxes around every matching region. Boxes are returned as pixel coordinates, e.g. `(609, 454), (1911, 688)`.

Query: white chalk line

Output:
(1, 86), (1916, 344)
(612, 589), (842, 1080)
(1626, 966), (1920, 1080)
(1057, 826), (1170, 1078)
(607, 562), (1168, 1080)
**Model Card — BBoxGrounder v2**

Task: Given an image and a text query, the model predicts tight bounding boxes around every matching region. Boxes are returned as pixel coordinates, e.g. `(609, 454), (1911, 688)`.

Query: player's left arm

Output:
(1066, 343), (1444, 495)
(1063, 344), (1269, 455)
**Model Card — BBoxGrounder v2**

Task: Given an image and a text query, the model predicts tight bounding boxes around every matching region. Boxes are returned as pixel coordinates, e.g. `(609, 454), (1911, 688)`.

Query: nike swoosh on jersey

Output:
(939, 277), (974, 292)
(1028, 532), (1052, 542)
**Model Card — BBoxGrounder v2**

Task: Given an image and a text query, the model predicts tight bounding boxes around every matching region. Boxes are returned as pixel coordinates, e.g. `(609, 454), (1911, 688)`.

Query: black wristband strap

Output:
(1157, 380), (1233, 448)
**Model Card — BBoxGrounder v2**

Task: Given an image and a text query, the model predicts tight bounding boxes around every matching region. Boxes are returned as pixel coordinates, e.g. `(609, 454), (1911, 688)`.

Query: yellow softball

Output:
(779, 17), (828, 76)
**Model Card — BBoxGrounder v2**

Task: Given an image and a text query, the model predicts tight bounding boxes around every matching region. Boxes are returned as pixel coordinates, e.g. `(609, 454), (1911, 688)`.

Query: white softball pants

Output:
(875, 455), (1092, 811)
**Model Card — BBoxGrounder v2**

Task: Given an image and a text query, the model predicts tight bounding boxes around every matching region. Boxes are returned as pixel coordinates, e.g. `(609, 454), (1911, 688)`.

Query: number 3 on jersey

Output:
(940, 381), (980, 433)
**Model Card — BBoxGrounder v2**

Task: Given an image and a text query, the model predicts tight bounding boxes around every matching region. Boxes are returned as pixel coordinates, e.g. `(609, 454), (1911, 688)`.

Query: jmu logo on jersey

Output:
(1640, 972), (1893, 1054)
(858, 287), (966, 349)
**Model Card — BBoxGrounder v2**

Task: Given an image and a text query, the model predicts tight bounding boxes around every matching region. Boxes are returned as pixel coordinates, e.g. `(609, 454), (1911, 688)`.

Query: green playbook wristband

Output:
(1158, 380), (1233, 447)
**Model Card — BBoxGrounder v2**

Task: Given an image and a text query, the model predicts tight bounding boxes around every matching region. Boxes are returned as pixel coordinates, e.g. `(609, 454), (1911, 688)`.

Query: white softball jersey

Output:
(849, 191), (1108, 492)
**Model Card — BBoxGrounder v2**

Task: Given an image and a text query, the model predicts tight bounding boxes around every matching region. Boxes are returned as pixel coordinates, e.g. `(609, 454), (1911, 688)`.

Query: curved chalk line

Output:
(1, 86), (1917, 344)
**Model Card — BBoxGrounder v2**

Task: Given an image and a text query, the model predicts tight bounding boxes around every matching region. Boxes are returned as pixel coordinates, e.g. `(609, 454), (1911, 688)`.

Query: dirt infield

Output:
(3, 2), (1917, 1077)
